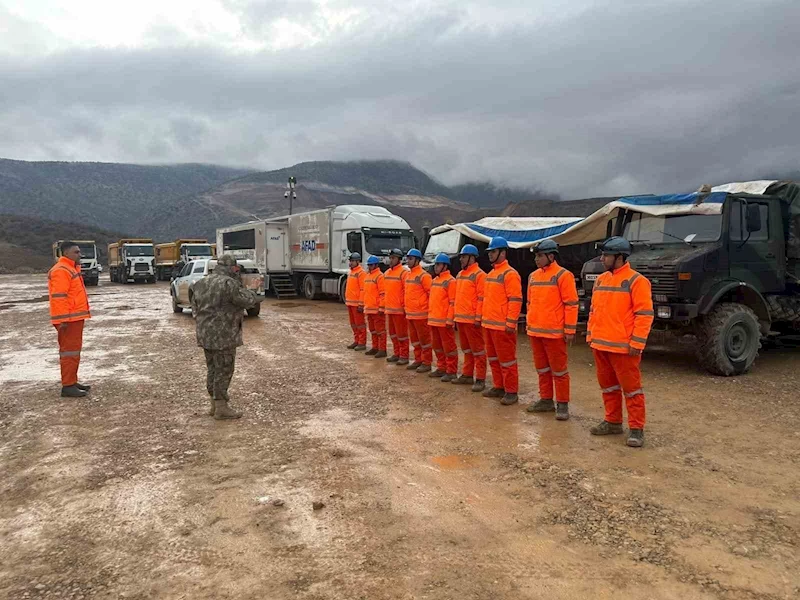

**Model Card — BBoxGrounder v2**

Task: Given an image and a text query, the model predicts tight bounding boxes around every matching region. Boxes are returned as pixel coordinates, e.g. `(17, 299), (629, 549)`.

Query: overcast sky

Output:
(1, 0), (798, 198)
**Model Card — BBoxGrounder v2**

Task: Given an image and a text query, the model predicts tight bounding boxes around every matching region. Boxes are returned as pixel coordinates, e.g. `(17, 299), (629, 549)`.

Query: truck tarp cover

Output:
(429, 217), (583, 249)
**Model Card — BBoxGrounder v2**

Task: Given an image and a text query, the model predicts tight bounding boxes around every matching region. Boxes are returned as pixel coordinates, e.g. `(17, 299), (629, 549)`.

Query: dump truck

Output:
(154, 239), (215, 280)
(217, 205), (416, 300)
(577, 181), (800, 376)
(52, 240), (100, 286)
(108, 238), (156, 284)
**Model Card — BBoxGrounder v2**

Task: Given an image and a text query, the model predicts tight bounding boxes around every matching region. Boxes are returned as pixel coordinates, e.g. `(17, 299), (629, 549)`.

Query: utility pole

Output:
(284, 176), (297, 214)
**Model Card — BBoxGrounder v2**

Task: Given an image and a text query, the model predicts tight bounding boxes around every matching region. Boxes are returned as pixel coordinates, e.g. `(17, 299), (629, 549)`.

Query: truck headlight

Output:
(657, 306), (672, 319)
(578, 288), (585, 297)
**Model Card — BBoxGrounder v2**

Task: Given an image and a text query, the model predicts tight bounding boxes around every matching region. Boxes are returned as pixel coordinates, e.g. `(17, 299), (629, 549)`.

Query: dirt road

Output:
(1, 275), (798, 600)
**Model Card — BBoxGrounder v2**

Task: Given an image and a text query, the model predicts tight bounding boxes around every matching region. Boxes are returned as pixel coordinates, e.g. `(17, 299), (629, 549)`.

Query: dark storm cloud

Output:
(1, 0), (799, 198)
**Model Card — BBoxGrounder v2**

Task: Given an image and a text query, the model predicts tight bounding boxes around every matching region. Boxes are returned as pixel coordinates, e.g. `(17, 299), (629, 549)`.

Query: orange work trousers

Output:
(387, 314), (409, 359)
(430, 325), (458, 375)
(407, 319), (433, 366)
(367, 314), (387, 352)
(54, 320), (85, 386)
(592, 349), (646, 429)
(484, 328), (518, 393)
(530, 336), (570, 402)
(347, 306), (367, 345)
(457, 323), (486, 380)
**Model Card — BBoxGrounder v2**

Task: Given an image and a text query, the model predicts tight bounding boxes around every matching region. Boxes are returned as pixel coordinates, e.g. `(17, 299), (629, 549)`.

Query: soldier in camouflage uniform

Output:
(191, 255), (258, 419)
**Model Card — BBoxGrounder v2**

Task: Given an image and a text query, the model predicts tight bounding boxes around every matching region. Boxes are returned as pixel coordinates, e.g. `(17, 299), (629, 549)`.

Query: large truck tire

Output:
(339, 277), (347, 304)
(246, 303), (262, 317)
(302, 274), (321, 300)
(172, 292), (183, 313)
(695, 302), (761, 376)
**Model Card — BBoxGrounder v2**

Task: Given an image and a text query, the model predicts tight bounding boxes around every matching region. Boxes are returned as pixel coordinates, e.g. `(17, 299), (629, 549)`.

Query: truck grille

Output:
(134, 263), (150, 272)
(634, 265), (678, 297)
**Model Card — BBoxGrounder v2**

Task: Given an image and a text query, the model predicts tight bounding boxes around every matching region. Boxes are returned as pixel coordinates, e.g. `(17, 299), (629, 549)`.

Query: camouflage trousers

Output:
(204, 349), (236, 401)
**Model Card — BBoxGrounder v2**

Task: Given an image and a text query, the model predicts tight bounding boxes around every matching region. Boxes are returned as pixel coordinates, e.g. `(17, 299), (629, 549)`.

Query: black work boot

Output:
(365, 348), (378, 356)
(354, 344), (367, 351)
(429, 369), (446, 378)
(347, 342), (358, 350)
(527, 399), (555, 413)
(555, 402), (569, 421)
(397, 358), (409, 366)
(471, 379), (486, 393)
(374, 350), (387, 359)
(61, 385), (87, 398)
(386, 355), (399, 363)
(500, 393), (519, 405)
(441, 373), (455, 383)
(451, 375), (474, 385)
(626, 429), (645, 447)
(416, 364), (432, 374)
(482, 387), (504, 399)
(76, 383), (91, 392)
(406, 361), (422, 370)
(590, 421), (624, 435)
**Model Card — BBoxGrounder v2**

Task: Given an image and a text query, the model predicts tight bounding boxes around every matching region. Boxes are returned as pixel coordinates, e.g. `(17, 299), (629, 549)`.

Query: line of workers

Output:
(345, 236), (654, 448)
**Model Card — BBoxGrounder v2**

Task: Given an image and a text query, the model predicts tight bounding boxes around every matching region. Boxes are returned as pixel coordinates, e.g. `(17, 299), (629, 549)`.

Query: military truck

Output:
(154, 239), (215, 280)
(108, 239), (156, 284)
(578, 181), (800, 376)
(52, 240), (100, 286)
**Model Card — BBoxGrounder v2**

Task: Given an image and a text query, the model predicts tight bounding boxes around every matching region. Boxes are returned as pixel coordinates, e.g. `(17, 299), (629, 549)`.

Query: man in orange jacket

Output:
(525, 240), (579, 421)
(404, 248), (433, 373)
(428, 253), (458, 382)
(48, 241), (92, 397)
(453, 244), (487, 392)
(345, 252), (367, 351)
(587, 236), (654, 448)
(384, 248), (410, 365)
(481, 237), (523, 405)
(363, 255), (387, 359)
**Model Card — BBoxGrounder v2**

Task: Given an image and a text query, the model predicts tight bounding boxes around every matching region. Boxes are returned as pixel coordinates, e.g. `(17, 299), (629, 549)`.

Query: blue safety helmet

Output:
(366, 255), (380, 266)
(459, 244), (479, 257)
(406, 248), (423, 260)
(434, 253), (451, 265)
(486, 236), (509, 251)
(349, 252), (362, 261)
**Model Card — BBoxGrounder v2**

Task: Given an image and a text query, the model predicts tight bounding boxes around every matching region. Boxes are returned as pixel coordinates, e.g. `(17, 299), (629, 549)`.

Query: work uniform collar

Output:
(492, 259), (509, 271)
(540, 260), (560, 274)
(350, 265), (363, 274)
(462, 262), (478, 274)
(611, 262), (633, 277)
(434, 271), (452, 282)
(409, 264), (423, 275)
(59, 256), (79, 270)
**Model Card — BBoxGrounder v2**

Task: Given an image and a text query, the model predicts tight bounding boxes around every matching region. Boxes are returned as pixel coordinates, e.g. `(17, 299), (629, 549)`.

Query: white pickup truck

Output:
(170, 258), (265, 317)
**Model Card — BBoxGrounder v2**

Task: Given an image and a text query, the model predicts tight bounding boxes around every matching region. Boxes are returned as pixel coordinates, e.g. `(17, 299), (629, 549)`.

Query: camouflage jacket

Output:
(192, 266), (258, 350)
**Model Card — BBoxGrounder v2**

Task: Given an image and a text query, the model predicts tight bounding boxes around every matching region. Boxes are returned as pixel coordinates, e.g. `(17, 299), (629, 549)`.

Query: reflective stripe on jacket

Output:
(48, 257), (91, 325)
(428, 272), (456, 327)
(526, 261), (579, 338)
(363, 270), (386, 314)
(454, 263), (486, 324)
(481, 260), (522, 331)
(587, 262), (654, 353)
(345, 266), (367, 307)
(384, 264), (408, 314)
(404, 265), (432, 320)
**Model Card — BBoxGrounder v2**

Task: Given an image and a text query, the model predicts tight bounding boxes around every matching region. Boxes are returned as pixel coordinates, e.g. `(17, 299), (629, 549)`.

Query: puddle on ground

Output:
(274, 303), (303, 309)
(430, 454), (483, 470)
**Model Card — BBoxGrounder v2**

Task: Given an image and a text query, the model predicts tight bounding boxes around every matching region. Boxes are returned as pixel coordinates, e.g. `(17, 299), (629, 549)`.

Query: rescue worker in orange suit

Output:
(481, 237), (523, 405)
(48, 241), (91, 397)
(384, 248), (410, 366)
(525, 239), (579, 421)
(363, 255), (387, 359)
(428, 253), (458, 382)
(452, 244), (487, 392)
(404, 248), (433, 373)
(587, 236), (654, 448)
(345, 252), (368, 351)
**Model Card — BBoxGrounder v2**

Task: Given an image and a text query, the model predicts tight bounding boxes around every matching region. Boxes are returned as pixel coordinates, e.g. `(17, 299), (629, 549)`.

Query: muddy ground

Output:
(0, 275), (798, 600)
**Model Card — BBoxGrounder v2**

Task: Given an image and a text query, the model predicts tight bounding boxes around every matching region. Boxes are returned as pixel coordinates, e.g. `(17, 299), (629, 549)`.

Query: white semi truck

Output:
(217, 205), (416, 300)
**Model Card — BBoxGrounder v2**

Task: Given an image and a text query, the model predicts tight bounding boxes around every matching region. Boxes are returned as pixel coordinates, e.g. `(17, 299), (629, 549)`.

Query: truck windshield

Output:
(78, 245), (96, 258)
(424, 230), (460, 260)
(126, 245), (154, 256)
(187, 245), (212, 256)
(364, 233), (415, 256)
(623, 213), (722, 244)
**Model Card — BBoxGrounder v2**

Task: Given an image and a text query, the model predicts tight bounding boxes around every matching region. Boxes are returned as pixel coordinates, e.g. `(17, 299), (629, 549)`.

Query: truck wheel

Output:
(303, 274), (321, 300)
(246, 303), (262, 317)
(696, 302), (761, 376)
(172, 292), (183, 314)
(339, 277), (347, 304)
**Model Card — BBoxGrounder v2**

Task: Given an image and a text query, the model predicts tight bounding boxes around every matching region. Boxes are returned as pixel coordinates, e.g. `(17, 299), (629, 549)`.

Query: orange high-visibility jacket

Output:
(428, 272), (456, 327)
(526, 261), (579, 338)
(454, 263), (486, 324)
(587, 262), (654, 353)
(482, 260), (522, 331)
(384, 264), (408, 315)
(48, 257), (91, 325)
(404, 265), (432, 320)
(363, 270), (386, 314)
(345, 265), (367, 307)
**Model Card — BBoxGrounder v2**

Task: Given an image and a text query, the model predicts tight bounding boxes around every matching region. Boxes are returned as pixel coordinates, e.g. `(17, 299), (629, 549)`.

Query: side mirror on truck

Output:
(746, 204), (762, 233)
